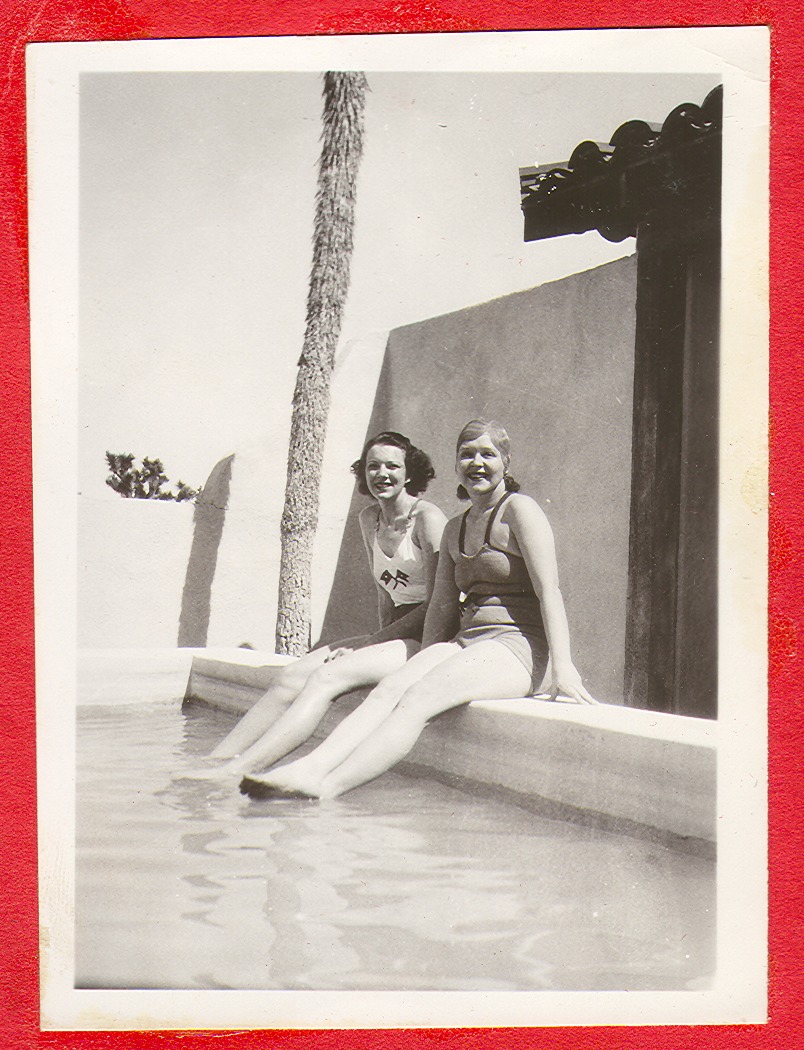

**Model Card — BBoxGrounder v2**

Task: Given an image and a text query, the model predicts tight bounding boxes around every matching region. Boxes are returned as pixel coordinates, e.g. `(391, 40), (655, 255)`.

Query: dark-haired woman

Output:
(242, 419), (595, 799)
(191, 432), (447, 778)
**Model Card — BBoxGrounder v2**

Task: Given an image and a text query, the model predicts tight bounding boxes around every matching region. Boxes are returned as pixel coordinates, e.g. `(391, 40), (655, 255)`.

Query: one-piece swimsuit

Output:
(452, 491), (549, 689)
(372, 503), (427, 624)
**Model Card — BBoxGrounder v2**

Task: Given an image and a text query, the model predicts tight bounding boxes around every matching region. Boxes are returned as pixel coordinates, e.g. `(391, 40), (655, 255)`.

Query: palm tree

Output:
(275, 71), (368, 656)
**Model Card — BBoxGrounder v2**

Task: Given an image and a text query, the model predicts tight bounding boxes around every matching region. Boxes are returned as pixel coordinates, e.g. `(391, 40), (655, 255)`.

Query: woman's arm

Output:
(375, 586), (400, 632)
(322, 507), (390, 661)
(420, 516), (461, 648)
(506, 496), (597, 704)
(356, 505), (386, 627)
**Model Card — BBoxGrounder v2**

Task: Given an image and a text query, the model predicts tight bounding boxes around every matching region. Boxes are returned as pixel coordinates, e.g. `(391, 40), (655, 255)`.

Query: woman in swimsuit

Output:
(191, 431), (447, 778)
(242, 418), (595, 800)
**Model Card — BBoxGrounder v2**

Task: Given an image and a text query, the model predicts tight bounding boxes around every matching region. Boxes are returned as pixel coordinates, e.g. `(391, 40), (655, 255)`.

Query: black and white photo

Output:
(28, 28), (768, 1031)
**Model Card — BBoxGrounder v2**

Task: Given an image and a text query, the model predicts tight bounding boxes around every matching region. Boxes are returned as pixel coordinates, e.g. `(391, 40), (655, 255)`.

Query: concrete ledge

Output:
(79, 648), (201, 706)
(408, 698), (716, 844)
(78, 647), (294, 706)
(184, 650), (296, 714)
(184, 650), (717, 844)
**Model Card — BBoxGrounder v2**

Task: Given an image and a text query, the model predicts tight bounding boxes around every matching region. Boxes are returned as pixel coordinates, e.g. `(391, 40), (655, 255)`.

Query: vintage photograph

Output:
(29, 29), (768, 1030)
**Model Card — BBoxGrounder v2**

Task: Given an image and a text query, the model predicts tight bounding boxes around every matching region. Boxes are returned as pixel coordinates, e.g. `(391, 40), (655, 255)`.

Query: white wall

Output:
(78, 330), (388, 650)
(78, 261), (635, 664)
(204, 330), (389, 650)
(78, 496), (194, 648)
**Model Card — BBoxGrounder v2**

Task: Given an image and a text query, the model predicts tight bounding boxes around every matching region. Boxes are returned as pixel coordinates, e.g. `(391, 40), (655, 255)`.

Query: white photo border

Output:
(28, 27), (769, 1030)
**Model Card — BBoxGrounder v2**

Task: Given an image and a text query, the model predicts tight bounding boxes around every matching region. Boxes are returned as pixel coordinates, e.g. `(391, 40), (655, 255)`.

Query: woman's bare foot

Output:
(239, 761), (324, 799)
(175, 756), (243, 781)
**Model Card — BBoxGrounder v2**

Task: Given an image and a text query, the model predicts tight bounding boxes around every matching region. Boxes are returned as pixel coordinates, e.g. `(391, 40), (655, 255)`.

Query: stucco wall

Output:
(78, 497), (195, 648)
(321, 255), (638, 704)
(202, 330), (389, 651)
(79, 258), (637, 685)
(78, 330), (388, 651)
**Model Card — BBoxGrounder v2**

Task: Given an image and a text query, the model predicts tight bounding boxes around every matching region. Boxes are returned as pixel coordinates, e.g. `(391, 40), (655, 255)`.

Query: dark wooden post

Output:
(625, 219), (719, 714)
(520, 87), (721, 717)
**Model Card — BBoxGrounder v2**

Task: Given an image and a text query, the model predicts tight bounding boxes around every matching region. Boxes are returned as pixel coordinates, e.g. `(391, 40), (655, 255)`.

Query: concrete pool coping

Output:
(181, 649), (717, 847)
(77, 648), (716, 847)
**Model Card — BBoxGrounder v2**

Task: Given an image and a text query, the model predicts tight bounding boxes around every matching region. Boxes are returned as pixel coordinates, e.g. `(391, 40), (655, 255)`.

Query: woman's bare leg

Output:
(207, 636), (369, 759)
(316, 641), (533, 798)
(243, 642), (460, 795)
(212, 638), (420, 776)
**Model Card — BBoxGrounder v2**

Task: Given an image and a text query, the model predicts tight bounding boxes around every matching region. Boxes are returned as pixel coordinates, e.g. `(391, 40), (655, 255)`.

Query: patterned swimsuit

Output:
(372, 505), (427, 624)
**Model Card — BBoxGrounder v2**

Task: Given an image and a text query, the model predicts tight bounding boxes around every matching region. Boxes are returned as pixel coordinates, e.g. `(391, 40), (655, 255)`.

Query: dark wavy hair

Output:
(351, 431), (436, 497)
(455, 418), (521, 501)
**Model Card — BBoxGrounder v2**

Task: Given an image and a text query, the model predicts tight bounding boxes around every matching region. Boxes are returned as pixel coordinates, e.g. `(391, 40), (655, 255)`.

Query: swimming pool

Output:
(76, 699), (715, 991)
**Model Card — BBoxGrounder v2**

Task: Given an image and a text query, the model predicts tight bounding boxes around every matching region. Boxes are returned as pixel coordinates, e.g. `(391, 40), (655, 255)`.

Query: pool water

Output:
(76, 700), (715, 991)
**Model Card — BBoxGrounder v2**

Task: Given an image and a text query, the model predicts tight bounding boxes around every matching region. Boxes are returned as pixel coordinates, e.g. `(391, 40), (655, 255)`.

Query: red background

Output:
(1, 2), (797, 1047)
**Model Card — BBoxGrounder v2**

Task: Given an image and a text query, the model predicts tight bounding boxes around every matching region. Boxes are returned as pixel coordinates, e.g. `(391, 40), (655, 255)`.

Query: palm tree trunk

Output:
(275, 71), (368, 656)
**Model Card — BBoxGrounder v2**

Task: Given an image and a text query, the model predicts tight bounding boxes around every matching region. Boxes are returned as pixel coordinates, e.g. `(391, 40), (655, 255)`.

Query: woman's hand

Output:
(321, 635), (371, 662)
(324, 646), (355, 663)
(547, 662), (599, 705)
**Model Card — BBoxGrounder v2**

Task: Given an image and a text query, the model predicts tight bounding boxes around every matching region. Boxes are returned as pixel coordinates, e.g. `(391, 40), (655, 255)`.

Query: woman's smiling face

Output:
(365, 443), (409, 501)
(457, 433), (506, 495)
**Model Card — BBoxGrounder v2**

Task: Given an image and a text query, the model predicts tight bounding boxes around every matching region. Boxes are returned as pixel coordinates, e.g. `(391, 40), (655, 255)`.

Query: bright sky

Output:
(79, 70), (719, 497)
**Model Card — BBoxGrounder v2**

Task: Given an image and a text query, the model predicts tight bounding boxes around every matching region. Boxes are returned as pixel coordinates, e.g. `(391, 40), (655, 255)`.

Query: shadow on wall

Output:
(319, 256), (638, 704)
(178, 454), (235, 647)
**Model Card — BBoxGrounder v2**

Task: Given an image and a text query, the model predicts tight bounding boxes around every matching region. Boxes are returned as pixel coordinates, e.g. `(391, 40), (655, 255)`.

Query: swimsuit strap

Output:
(483, 490), (512, 545)
(458, 507), (471, 553)
(459, 491), (511, 555)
